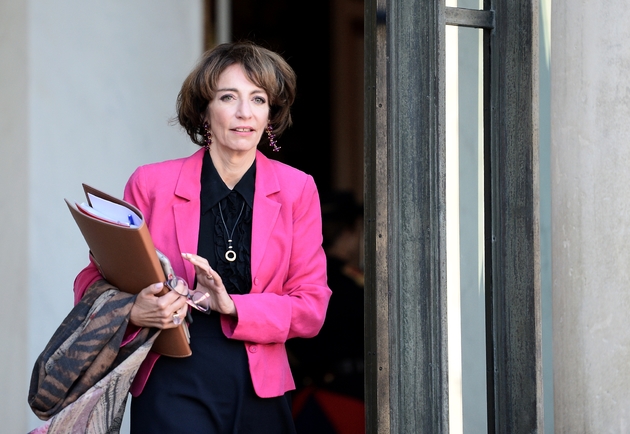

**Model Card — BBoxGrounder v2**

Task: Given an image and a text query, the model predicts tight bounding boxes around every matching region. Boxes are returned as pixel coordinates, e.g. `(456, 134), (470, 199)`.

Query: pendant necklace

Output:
(218, 201), (245, 262)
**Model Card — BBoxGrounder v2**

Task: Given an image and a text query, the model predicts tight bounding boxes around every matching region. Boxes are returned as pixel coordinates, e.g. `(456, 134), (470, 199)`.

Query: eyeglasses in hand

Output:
(165, 276), (211, 313)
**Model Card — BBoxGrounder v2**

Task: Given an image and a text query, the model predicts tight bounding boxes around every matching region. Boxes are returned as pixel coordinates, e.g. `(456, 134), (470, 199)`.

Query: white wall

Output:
(0, 0), (31, 430)
(0, 1), (203, 432)
(552, 0), (630, 431)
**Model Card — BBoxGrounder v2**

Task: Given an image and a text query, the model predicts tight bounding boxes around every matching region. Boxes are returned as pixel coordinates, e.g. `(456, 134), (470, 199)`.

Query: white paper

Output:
(86, 193), (142, 227)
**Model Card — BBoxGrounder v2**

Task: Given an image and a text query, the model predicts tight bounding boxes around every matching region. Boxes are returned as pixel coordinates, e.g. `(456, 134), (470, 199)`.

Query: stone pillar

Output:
(552, 1), (630, 431)
(0, 1), (202, 432)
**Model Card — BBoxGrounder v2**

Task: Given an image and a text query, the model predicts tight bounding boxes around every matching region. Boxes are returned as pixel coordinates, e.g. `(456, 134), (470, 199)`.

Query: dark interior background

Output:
(227, 0), (333, 194)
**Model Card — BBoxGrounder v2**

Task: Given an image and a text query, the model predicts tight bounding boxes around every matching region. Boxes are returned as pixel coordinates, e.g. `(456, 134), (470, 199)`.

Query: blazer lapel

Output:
(173, 149), (205, 285)
(251, 152), (281, 283)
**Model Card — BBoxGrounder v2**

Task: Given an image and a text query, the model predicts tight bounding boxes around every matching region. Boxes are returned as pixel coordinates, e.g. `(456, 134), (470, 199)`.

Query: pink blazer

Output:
(73, 148), (331, 398)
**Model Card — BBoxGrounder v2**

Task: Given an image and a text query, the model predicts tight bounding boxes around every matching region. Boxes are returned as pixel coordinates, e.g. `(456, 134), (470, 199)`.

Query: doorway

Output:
(205, 1), (367, 432)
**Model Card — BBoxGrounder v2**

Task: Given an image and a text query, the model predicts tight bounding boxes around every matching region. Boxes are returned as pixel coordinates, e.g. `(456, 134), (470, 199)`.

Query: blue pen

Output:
(128, 214), (134, 226)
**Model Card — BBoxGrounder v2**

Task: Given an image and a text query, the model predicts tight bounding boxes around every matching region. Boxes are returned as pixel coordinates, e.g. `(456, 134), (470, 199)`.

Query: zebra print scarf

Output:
(28, 279), (158, 425)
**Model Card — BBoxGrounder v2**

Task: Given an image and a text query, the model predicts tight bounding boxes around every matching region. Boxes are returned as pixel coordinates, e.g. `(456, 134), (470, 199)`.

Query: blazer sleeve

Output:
(72, 256), (104, 305)
(222, 175), (331, 344)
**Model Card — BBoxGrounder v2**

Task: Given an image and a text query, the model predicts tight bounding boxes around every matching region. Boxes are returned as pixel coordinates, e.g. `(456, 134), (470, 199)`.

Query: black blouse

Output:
(197, 151), (255, 295)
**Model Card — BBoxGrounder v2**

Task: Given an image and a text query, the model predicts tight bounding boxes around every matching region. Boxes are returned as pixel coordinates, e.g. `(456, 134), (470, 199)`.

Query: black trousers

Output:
(130, 311), (296, 434)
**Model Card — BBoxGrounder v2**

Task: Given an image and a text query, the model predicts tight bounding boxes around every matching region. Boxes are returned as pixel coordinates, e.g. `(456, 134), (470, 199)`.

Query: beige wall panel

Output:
(0, 1), (203, 432)
(552, 0), (630, 431)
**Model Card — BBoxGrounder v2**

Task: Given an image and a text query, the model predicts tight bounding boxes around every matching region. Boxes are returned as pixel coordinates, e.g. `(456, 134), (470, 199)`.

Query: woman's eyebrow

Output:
(216, 87), (266, 94)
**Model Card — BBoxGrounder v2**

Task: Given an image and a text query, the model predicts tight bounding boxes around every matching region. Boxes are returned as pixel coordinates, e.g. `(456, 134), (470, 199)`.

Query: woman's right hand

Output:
(129, 282), (189, 329)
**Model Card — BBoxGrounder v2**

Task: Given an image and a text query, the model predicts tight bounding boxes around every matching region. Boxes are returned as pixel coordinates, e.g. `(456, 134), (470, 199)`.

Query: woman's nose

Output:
(236, 101), (252, 118)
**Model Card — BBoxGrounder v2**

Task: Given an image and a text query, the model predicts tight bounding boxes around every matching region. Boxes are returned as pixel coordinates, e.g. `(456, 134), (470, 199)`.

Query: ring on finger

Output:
(172, 312), (182, 325)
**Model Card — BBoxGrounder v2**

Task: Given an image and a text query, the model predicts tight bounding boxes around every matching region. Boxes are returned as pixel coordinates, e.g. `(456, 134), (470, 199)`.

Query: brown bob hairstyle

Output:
(176, 41), (297, 147)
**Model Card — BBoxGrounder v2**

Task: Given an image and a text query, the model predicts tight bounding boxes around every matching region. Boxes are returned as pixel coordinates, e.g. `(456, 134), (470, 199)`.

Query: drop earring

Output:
(266, 123), (280, 152)
(203, 121), (212, 149)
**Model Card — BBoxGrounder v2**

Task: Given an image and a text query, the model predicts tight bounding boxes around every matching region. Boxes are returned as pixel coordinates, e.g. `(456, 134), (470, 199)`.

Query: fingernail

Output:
(156, 282), (164, 289)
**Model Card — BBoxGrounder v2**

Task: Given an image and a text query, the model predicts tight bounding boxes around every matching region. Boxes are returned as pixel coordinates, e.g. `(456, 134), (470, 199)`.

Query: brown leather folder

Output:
(65, 184), (192, 358)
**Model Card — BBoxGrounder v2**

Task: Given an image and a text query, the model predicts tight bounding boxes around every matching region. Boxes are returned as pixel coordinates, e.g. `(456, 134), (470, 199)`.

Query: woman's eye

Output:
(219, 94), (235, 102)
(253, 96), (267, 105)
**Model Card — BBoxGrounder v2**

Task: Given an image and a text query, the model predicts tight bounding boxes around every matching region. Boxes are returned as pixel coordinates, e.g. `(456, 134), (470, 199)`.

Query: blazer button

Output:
(254, 278), (259, 285)
(249, 345), (258, 353)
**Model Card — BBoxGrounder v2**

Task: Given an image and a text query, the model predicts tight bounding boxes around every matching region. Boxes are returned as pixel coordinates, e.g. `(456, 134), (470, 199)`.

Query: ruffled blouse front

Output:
(197, 151), (255, 294)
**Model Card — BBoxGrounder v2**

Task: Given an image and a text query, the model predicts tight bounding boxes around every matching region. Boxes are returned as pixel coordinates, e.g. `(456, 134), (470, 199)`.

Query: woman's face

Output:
(205, 63), (270, 158)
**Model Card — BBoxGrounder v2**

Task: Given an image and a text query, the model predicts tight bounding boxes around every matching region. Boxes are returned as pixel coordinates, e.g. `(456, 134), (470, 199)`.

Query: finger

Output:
(182, 253), (212, 270)
(157, 290), (188, 311)
(160, 303), (186, 328)
(174, 278), (189, 291)
(177, 303), (188, 316)
(174, 295), (189, 311)
(182, 253), (216, 280)
(182, 252), (206, 264)
(141, 282), (165, 296)
(171, 302), (190, 326)
(198, 267), (216, 283)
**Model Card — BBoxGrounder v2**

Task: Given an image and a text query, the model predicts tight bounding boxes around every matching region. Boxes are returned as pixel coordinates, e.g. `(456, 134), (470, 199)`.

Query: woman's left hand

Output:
(181, 253), (237, 316)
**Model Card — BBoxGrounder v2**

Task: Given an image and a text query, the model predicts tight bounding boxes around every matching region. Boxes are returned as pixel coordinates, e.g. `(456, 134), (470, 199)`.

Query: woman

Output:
(73, 41), (331, 433)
